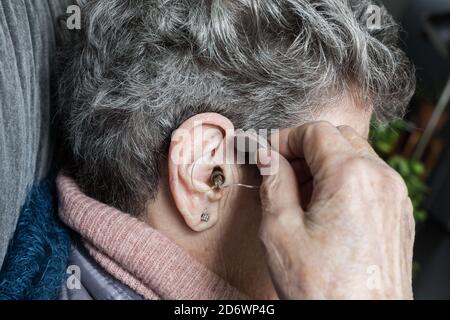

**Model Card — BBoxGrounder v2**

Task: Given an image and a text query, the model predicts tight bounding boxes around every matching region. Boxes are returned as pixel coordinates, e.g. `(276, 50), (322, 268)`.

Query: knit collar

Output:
(57, 174), (245, 300)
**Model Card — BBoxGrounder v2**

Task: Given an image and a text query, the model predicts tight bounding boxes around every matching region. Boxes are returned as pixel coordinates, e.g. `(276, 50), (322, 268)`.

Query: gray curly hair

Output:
(57, 0), (415, 215)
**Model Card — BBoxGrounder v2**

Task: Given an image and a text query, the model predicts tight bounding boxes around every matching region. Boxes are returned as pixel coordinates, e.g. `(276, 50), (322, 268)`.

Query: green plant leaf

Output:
(371, 120), (429, 224)
(414, 210), (428, 223)
(376, 141), (394, 155)
(411, 160), (426, 176)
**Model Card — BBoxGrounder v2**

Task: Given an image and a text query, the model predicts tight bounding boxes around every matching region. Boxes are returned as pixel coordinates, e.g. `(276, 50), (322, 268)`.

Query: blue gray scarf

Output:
(0, 178), (71, 300)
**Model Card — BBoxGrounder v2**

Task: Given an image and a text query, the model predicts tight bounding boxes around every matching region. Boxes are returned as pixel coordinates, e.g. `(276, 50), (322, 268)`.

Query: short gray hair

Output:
(57, 0), (415, 215)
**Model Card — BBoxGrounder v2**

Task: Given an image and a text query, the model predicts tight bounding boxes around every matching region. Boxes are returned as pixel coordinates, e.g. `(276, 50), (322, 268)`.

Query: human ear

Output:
(168, 113), (235, 232)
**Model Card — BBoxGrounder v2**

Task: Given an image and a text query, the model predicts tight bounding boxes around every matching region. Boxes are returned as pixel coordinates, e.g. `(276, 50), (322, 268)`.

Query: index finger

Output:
(276, 121), (354, 176)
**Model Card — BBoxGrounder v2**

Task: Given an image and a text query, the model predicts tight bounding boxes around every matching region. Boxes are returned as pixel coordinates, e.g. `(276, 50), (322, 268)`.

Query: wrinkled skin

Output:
(257, 122), (415, 300)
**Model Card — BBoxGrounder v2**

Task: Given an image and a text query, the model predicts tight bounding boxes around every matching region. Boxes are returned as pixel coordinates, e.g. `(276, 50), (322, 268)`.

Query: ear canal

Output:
(210, 167), (226, 190)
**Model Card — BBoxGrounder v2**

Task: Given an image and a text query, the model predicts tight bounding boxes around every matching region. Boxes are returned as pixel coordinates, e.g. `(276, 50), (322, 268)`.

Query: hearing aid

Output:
(210, 167), (226, 190)
(191, 130), (272, 193)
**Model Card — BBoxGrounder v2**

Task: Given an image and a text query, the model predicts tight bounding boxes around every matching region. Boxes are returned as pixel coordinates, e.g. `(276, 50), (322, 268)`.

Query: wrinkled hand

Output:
(257, 122), (415, 300)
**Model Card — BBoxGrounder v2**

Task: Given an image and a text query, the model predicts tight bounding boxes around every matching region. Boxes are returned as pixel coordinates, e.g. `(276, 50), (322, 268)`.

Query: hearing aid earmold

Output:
(210, 168), (226, 190)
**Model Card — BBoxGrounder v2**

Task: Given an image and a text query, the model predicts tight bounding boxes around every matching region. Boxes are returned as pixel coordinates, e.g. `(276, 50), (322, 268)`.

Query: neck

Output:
(142, 170), (277, 300)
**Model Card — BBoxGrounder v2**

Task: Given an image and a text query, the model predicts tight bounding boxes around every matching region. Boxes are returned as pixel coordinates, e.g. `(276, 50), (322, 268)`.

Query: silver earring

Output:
(201, 212), (210, 222)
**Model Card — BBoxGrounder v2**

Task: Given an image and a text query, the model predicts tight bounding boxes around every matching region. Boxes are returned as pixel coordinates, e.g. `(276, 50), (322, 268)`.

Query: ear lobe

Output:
(168, 113), (234, 232)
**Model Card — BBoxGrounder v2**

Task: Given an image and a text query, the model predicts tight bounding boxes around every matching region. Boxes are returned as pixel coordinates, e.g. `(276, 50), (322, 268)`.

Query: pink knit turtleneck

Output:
(57, 174), (245, 300)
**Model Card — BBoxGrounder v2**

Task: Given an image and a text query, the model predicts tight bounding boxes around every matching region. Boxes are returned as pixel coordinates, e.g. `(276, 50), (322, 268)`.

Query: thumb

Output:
(256, 148), (305, 222)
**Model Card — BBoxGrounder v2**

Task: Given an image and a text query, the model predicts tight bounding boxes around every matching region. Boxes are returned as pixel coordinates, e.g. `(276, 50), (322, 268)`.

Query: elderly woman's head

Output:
(58, 0), (414, 229)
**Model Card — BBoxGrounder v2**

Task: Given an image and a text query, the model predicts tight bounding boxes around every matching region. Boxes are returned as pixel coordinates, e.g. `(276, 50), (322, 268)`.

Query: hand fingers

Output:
(256, 148), (307, 293)
(278, 122), (354, 177)
(290, 159), (313, 210)
(256, 148), (304, 221)
(337, 125), (379, 160)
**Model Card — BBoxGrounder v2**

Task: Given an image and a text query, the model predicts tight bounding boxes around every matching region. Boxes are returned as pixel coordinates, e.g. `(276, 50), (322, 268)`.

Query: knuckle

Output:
(303, 122), (340, 156)
(313, 120), (335, 129)
(337, 158), (401, 196)
(304, 121), (335, 139)
(385, 169), (408, 196)
(340, 157), (371, 177)
(337, 125), (355, 136)
(339, 158), (408, 194)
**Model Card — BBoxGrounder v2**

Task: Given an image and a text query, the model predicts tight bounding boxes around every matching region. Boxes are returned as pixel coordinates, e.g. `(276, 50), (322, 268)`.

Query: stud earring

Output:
(201, 212), (210, 222)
